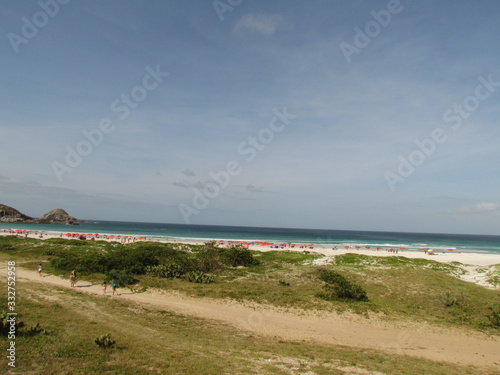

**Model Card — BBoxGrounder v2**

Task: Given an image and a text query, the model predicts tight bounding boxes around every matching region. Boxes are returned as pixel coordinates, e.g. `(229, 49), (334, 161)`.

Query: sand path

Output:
(6, 266), (500, 370)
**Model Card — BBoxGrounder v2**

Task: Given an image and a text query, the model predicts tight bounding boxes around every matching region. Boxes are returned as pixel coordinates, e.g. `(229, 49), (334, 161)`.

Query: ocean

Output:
(1, 221), (499, 255)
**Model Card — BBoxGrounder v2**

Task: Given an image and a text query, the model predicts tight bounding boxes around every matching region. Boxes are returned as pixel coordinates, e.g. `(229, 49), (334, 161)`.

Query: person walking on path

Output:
(37, 264), (43, 277)
(70, 269), (77, 287)
(102, 281), (107, 294)
(111, 278), (119, 296)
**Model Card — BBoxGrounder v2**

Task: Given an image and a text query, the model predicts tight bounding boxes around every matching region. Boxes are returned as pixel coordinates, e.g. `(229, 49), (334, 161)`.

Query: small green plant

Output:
(486, 275), (500, 288)
(42, 249), (56, 256)
(24, 323), (47, 336)
(441, 291), (459, 307)
(487, 306), (500, 328)
(278, 280), (290, 286)
(94, 333), (116, 348)
(183, 271), (214, 284)
(0, 310), (24, 334)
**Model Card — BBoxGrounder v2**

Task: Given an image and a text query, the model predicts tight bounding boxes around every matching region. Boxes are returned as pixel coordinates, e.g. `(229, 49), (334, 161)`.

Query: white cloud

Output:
(233, 14), (284, 36)
(459, 202), (499, 214)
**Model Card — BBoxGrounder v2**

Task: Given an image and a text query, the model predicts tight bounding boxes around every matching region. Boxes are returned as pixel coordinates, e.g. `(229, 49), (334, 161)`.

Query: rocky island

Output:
(0, 204), (81, 225)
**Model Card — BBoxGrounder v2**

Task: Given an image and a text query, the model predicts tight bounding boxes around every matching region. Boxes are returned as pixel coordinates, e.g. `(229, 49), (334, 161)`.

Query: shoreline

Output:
(1, 229), (499, 267)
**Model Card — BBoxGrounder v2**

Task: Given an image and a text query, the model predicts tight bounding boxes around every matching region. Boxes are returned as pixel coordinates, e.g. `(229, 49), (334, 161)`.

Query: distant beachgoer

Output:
(102, 281), (107, 294)
(37, 264), (43, 277)
(111, 278), (118, 296)
(70, 269), (77, 287)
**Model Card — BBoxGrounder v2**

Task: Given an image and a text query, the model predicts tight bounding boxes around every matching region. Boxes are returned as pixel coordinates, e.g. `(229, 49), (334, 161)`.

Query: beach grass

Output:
(0, 280), (492, 375)
(1, 236), (499, 333)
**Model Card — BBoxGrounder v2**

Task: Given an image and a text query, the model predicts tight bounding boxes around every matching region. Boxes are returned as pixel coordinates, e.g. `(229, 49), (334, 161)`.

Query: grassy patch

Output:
(1, 237), (500, 332)
(0, 280), (492, 375)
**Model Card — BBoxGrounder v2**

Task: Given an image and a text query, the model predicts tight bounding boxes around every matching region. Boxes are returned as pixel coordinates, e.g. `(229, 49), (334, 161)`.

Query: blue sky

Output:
(1, 0), (499, 235)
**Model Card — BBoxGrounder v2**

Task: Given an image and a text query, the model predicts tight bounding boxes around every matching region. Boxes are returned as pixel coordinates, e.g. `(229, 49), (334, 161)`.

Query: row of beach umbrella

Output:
(3, 230), (456, 251)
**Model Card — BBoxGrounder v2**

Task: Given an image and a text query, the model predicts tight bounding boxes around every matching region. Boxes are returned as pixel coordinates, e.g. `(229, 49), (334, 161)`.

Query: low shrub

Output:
(224, 245), (260, 267)
(318, 270), (368, 302)
(79, 252), (110, 274)
(441, 291), (461, 307)
(0, 310), (24, 334)
(94, 333), (116, 348)
(196, 246), (226, 273)
(183, 271), (214, 284)
(1, 311), (46, 337)
(146, 263), (186, 279)
(487, 306), (500, 328)
(24, 323), (47, 337)
(50, 253), (80, 272)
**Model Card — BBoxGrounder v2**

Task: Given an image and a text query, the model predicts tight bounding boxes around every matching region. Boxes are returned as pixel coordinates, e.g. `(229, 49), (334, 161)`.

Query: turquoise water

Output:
(1, 221), (499, 255)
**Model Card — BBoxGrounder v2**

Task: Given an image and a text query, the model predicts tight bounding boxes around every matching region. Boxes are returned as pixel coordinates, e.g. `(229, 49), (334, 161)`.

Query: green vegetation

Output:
(46, 240), (259, 285)
(1, 236), (499, 373)
(182, 270), (214, 284)
(317, 269), (369, 301)
(1, 236), (499, 333)
(94, 333), (116, 349)
(1, 310), (47, 337)
(488, 306), (500, 328)
(0, 281), (492, 375)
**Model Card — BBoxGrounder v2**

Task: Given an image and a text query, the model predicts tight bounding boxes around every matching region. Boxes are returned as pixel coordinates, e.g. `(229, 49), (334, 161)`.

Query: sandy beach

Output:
(2, 228), (499, 290)
(2, 229), (499, 267)
(2, 228), (500, 371)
